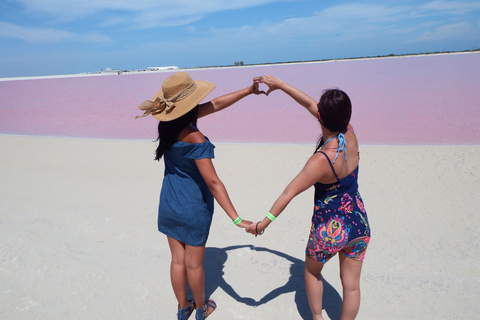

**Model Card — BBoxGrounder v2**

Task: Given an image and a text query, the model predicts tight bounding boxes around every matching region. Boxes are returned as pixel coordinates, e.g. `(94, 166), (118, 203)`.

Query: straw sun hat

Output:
(136, 72), (216, 121)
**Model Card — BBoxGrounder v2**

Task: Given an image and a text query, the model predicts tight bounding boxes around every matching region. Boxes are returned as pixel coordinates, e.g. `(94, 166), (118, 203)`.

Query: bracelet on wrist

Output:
(256, 221), (265, 236)
(266, 212), (276, 222)
(233, 216), (242, 226)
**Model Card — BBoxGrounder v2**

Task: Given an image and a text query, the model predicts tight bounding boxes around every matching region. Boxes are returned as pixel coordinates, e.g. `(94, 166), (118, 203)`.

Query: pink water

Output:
(1, 53), (479, 145)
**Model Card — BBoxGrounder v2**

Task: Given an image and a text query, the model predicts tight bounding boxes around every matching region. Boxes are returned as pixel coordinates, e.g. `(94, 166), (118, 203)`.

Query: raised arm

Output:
(255, 75), (318, 117)
(197, 79), (265, 118)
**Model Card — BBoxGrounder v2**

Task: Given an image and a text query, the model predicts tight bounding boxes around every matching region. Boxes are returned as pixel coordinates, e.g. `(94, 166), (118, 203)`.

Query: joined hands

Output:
(243, 220), (268, 237)
(253, 75), (285, 96)
(235, 219), (268, 237)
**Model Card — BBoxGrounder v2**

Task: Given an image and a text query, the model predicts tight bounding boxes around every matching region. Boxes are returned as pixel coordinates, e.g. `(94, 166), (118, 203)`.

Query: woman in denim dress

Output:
(137, 72), (262, 319)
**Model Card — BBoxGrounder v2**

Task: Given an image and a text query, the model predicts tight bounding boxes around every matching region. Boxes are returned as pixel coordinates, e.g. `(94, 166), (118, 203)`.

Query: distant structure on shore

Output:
(145, 66), (179, 71)
(94, 66), (180, 75)
(99, 67), (123, 74)
(87, 50), (480, 77)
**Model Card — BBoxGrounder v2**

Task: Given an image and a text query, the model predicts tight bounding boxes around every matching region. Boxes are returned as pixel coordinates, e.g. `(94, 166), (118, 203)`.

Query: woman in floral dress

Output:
(247, 75), (371, 320)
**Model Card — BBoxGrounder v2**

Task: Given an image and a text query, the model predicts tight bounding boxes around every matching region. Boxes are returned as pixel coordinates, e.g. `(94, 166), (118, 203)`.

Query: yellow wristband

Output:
(266, 212), (276, 222)
(233, 216), (242, 226)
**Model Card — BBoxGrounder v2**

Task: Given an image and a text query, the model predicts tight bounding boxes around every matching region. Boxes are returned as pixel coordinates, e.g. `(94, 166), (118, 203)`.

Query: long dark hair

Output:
(154, 106), (198, 160)
(315, 89), (352, 150)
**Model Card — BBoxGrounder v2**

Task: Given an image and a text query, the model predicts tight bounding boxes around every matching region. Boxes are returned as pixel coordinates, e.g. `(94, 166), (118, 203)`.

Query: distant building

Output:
(100, 67), (123, 74)
(145, 66), (179, 71)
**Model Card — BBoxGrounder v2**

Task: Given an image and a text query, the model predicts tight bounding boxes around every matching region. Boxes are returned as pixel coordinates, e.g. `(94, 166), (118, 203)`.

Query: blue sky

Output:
(0, 0), (479, 77)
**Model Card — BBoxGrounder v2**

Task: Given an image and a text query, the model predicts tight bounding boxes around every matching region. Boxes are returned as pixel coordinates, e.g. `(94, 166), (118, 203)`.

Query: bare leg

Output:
(338, 253), (363, 320)
(167, 236), (190, 309)
(184, 244), (206, 309)
(184, 244), (216, 317)
(305, 256), (325, 320)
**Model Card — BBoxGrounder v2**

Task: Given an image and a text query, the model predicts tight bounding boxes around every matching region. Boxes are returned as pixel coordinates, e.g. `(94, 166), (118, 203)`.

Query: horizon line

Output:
(1, 49), (479, 82)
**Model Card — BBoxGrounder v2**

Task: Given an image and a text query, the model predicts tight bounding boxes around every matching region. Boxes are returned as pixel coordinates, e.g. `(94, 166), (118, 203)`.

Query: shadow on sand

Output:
(195, 245), (342, 320)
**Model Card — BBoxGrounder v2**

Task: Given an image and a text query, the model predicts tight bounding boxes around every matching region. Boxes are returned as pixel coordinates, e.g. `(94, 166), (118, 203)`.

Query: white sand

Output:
(1, 135), (479, 319)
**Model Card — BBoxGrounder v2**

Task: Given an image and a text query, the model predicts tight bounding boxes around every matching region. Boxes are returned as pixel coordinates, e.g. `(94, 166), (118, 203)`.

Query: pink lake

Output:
(1, 52), (479, 145)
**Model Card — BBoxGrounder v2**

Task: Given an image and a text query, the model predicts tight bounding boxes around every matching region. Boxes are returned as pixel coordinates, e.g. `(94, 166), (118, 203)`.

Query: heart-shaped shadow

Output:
(192, 245), (342, 320)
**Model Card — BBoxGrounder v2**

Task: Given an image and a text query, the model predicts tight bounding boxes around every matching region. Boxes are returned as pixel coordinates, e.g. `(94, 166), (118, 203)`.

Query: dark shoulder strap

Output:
(318, 151), (340, 182)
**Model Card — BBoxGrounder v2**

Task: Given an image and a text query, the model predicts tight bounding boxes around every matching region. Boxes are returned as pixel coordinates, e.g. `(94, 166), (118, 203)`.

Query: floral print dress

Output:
(306, 148), (371, 263)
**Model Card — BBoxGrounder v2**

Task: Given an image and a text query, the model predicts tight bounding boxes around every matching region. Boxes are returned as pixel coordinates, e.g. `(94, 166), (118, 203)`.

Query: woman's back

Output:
(315, 126), (359, 184)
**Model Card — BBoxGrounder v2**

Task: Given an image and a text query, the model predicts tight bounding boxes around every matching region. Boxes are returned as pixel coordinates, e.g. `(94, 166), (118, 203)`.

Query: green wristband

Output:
(233, 216), (242, 226)
(266, 212), (276, 222)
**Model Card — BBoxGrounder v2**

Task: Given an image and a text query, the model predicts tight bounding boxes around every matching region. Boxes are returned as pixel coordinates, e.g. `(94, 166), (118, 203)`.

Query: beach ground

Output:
(1, 135), (479, 319)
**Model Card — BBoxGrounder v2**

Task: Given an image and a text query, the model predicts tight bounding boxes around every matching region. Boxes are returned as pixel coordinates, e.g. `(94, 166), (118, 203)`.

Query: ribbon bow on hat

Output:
(135, 80), (198, 119)
(135, 95), (176, 119)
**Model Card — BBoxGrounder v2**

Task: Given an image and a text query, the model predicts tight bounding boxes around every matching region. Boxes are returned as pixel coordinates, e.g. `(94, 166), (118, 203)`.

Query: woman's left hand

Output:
(249, 79), (266, 95)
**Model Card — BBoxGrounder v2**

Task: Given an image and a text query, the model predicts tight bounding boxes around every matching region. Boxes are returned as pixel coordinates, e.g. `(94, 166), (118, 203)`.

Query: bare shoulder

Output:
(346, 124), (358, 144)
(305, 151), (335, 180)
(310, 150), (330, 165)
(179, 127), (206, 144)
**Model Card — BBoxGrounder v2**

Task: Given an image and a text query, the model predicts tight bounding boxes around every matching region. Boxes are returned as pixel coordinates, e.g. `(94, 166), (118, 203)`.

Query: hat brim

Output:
(151, 80), (216, 121)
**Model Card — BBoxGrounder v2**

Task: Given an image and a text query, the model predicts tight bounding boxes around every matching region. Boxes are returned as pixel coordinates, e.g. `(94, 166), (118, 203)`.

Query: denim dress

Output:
(158, 137), (215, 246)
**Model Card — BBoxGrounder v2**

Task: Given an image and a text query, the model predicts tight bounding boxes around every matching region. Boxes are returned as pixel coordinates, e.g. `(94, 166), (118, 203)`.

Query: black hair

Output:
(154, 106), (198, 160)
(315, 89), (352, 150)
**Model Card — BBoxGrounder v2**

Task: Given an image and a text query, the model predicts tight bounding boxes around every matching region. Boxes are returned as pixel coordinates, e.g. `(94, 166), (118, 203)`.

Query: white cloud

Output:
(12, 0), (304, 26)
(129, 2), (414, 61)
(0, 21), (112, 44)
(4, 1), (479, 60)
(242, 3), (415, 41)
(131, 3), (412, 63)
(233, 2), (480, 44)
(171, 1), (480, 63)
(423, 0), (480, 14)
(12, 0), (478, 34)
(415, 21), (480, 41)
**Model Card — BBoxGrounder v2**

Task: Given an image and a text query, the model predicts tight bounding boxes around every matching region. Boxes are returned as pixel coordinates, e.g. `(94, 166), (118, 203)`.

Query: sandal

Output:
(195, 299), (216, 320)
(177, 300), (195, 320)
